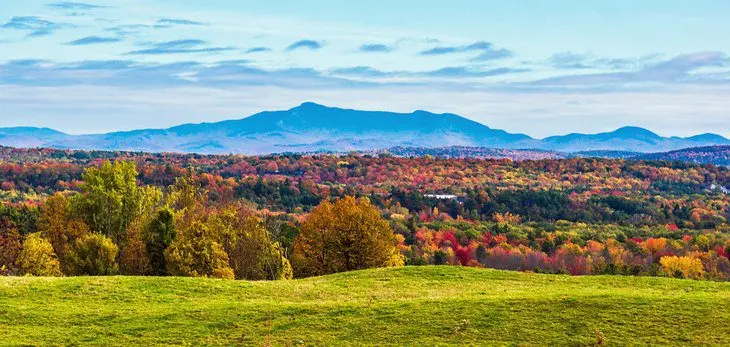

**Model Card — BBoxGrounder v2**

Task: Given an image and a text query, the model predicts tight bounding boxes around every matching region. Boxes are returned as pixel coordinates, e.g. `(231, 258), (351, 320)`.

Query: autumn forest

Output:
(1, 146), (729, 281)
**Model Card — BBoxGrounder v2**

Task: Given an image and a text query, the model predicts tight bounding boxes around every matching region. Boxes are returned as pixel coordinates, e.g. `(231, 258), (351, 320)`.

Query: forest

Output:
(1, 146), (729, 281)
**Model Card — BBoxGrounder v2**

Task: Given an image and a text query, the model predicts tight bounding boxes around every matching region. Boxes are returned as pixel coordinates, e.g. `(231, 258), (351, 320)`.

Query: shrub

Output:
(17, 233), (62, 277)
(69, 234), (119, 276)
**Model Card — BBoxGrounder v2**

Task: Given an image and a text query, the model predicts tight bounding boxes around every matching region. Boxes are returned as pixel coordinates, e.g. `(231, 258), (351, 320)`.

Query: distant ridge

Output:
(1, 102), (728, 154)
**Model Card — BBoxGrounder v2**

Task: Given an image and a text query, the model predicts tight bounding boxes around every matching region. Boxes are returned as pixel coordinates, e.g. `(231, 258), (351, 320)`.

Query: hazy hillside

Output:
(633, 145), (730, 165)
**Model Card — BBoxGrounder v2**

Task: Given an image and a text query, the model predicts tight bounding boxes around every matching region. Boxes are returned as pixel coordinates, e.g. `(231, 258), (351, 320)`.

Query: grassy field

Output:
(1, 267), (729, 346)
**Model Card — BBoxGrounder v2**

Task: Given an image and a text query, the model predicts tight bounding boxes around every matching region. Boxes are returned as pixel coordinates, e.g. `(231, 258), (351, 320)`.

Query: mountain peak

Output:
(293, 102), (329, 111)
(611, 126), (660, 139)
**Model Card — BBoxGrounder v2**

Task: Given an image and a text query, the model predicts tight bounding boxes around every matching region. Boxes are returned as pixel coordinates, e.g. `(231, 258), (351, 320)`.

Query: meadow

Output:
(1, 266), (729, 346)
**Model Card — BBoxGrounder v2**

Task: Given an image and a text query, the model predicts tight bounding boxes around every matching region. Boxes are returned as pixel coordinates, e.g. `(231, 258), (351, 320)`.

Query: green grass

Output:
(1, 267), (729, 346)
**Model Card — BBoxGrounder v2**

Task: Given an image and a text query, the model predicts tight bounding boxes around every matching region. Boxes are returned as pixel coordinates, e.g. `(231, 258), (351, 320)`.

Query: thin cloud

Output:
(472, 48), (513, 61)
(66, 36), (122, 45)
(46, 2), (106, 10)
(286, 40), (324, 51)
(155, 18), (206, 27)
(532, 51), (730, 88)
(331, 66), (395, 77)
(420, 40), (513, 61)
(423, 66), (528, 78)
(419, 41), (492, 55)
(359, 44), (393, 53)
(1, 16), (73, 37)
(126, 40), (235, 55)
(244, 47), (272, 54)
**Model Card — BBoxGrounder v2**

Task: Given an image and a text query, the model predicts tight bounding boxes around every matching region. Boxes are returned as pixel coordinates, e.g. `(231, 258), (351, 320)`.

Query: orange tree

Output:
(292, 196), (403, 278)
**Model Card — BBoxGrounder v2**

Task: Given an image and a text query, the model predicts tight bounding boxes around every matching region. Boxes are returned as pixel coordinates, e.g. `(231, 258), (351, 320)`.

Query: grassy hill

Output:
(1, 266), (729, 346)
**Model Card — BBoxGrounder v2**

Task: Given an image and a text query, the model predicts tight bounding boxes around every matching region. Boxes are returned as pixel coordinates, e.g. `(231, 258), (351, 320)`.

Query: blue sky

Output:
(1, 0), (729, 137)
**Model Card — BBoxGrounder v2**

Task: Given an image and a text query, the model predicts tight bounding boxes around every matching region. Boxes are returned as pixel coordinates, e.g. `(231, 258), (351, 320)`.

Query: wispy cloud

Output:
(472, 48), (513, 61)
(126, 40), (235, 55)
(244, 47), (272, 54)
(331, 66), (395, 77)
(66, 36), (122, 45)
(419, 41), (492, 55)
(155, 18), (206, 28)
(419, 40), (513, 61)
(286, 40), (324, 51)
(1, 16), (73, 37)
(46, 2), (105, 10)
(359, 44), (393, 53)
(532, 51), (730, 88)
(547, 52), (643, 70)
(423, 66), (528, 78)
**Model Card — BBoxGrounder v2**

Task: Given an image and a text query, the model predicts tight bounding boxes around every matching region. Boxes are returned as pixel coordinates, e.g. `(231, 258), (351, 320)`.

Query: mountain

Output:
(0, 127), (68, 148)
(0, 103), (727, 154)
(541, 126), (730, 152)
(633, 145), (730, 166)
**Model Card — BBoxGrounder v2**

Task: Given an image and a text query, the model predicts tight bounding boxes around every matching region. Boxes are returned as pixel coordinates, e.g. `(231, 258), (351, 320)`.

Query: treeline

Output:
(1, 150), (728, 230)
(389, 215), (730, 281)
(0, 161), (403, 278)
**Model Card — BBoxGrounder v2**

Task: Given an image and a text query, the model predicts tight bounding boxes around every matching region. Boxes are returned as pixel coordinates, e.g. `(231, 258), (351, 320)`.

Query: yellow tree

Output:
(292, 196), (404, 278)
(17, 233), (62, 277)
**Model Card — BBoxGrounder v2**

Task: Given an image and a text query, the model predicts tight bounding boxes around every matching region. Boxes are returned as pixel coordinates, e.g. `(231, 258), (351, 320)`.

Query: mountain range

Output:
(1, 102), (728, 154)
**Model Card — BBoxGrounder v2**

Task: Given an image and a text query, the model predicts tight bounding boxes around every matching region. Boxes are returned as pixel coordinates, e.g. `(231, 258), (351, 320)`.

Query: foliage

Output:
(660, 256), (704, 280)
(164, 221), (234, 279)
(2, 149), (730, 281)
(119, 219), (151, 275)
(37, 193), (88, 274)
(292, 196), (404, 277)
(75, 160), (161, 244)
(143, 208), (176, 275)
(16, 233), (62, 277)
(0, 222), (22, 275)
(68, 233), (119, 276)
(209, 204), (292, 280)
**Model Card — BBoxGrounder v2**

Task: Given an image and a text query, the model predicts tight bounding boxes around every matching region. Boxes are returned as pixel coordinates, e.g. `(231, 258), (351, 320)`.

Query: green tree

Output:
(144, 208), (176, 275)
(292, 196), (404, 278)
(75, 160), (161, 245)
(68, 234), (119, 276)
(17, 233), (62, 277)
(164, 221), (234, 279)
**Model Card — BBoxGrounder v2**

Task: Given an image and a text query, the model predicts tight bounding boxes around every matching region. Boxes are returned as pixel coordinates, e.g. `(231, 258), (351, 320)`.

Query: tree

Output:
(0, 221), (22, 275)
(144, 208), (176, 276)
(17, 233), (62, 277)
(119, 219), (151, 275)
(38, 193), (89, 274)
(68, 234), (119, 276)
(75, 160), (161, 245)
(209, 205), (292, 280)
(292, 196), (404, 278)
(164, 221), (234, 279)
(660, 256), (704, 280)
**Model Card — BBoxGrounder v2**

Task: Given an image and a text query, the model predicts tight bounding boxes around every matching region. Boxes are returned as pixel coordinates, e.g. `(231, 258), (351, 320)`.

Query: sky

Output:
(0, 0), (729, 137)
